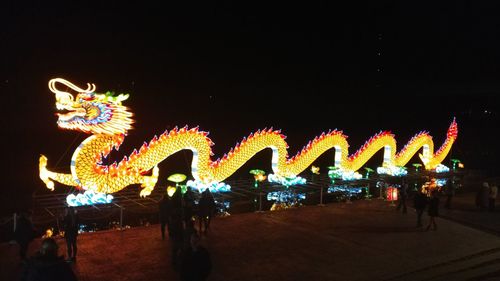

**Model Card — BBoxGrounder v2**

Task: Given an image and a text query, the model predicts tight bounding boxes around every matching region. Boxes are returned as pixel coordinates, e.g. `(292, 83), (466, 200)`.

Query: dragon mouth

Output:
(56, 105), (86, 122)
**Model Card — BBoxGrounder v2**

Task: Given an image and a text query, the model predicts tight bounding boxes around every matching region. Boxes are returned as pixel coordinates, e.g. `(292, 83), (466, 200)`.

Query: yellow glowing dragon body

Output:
(39, 78), (458, 197)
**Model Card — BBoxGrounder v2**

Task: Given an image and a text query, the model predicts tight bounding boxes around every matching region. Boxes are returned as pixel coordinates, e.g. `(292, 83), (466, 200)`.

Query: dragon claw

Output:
(140, 188), (152, 197)
(39, 155), (55, 191)
(139, 166), (159, 197)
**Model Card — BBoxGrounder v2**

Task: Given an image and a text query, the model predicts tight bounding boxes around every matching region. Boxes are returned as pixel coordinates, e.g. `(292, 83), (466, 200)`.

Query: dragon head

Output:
(49, 78), (134, 135)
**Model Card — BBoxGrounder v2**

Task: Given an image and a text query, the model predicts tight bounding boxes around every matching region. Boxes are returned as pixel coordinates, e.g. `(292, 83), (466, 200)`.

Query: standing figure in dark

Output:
(396, 178), (408, 214)
(169, 188), (184, 269)
(444, 179), (455, 209)
(413, 189), (428, 228)
(180, 232), (212, 281)
(476, 182), (490, 211)
(489, 182), (498, 212)
(170, 209), (184, 269)
(159, 194), (171, 240)
(198, 188), (216, 234)
(63, 207), (79, 263)
(14, 211), (36, 262)
(426, 190), (440, 231)
(21, 238), (77, 281)
(183, 187), (195, 229)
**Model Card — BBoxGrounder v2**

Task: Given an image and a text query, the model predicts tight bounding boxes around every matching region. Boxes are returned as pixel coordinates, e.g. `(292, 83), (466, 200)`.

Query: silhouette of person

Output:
(21, 238), (77, 281)
(14, 211), (36, 262)
(426, 190), (440, 231)
(180, 232), (212, 281)
(198, 188), (216, 234)
(63, 207), (79, 262)
(170, 209), (184, 269)
(444, 179), (455, 209)
(159, 194), (171, 240)
(413, 189), (428, 228)
(183, 187), (195, 229)
(477, 182), (490, 211)
(489, 182), (498, 212)
(396, 178), (408, 214)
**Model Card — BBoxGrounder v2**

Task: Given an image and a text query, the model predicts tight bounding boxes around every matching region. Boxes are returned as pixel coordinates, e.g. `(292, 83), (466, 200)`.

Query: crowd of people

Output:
(9, 176), (499, 280)
(391, 177), (499, 231)
(13, 207), (80, 280)
(158, 187), (215, 280)
(476, 181), (498, 212)
(13, 187), (216, 281)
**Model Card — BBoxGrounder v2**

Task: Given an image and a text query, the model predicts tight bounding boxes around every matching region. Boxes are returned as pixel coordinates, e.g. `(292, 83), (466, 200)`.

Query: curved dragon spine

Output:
(41, 119), (458, 196)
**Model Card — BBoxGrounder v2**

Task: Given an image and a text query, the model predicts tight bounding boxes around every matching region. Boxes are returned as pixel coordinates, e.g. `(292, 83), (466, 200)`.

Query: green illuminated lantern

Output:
(250, 169), (266, 188)
(364, 167), (374, 179)
(412, 163), (422, 172)
(167, 173), (187, 186)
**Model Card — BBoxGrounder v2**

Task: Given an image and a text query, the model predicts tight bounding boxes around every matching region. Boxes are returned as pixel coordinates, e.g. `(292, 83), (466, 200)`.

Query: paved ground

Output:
(2, 194), (500, 281)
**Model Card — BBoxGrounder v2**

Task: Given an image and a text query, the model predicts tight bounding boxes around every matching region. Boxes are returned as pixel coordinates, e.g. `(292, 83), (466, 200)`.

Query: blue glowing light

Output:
(435, 178), (447, 187)
(267, 174), (306, 186)
(267, 190), (306, 202)
(328, 168), (362, 181)
(327, 185), (364, 194)
(435, 164), (450, 173)
(66, 190), (113, 206)
(186, 179), (231, 193)
(376, 166), (408, 177)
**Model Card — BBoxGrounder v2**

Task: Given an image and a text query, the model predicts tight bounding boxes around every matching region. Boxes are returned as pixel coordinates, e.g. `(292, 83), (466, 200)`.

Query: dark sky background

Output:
(2, 1), (500, 214)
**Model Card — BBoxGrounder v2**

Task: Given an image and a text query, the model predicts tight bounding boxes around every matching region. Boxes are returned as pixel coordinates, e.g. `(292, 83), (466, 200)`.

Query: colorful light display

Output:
(376, 166), (408, 177)
(327, 185), (364, 194)
(39, 78), (458, 200)
(386, 187), (398, 201)
(328, 167), (363, 181)
(66, 190), (114, 206)
(435, 164), (450, 173)
(267, 190), (306, 211)
(186, 179), (231, 193)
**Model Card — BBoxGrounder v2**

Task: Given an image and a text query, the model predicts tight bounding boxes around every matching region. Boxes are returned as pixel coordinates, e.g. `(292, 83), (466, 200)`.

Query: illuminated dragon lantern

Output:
(40, 78), (458, 199)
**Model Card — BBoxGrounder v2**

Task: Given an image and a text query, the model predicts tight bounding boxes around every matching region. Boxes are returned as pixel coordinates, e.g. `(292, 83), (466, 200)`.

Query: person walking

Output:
(396, 179), (408, 214)
(444, 179), (455, 209)
(414, 189), (428, 228)
(169, 209), (184, 270)
(426, 190), (440, 231)
(183, 188), (195, 229)
(489, 182), (498, 212)
(198, 188), (216, 234)
(159, 194), (171, 240)
(63, 207), (79, 263)
(180, 232), (212, 281)
(21, 238), (77, 281)
(14, 211), (37, 262)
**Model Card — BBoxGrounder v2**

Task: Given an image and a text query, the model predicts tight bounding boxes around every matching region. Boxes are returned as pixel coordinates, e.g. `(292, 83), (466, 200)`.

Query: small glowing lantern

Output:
(412, 163), (422, 172)
(42, 228), (53, 238)
(364, 167), (374, 179)
(167, 173), (187, 187)
(451, 159), (461, 170)
(311, 166), (320, 175)
(167, 186), (177, 197)
(255, 174), (267, 182)
(250, 169), (266, 188)
(386, 187), (398, 201)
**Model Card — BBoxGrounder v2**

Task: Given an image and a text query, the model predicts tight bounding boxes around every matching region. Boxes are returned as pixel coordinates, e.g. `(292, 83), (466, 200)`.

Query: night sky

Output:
(3, 1), (500, 214)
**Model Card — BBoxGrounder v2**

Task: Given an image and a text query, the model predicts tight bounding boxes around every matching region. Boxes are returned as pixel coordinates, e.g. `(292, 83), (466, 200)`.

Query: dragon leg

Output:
(39, 155), (79, 190)
(139, 165), (160, 197)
